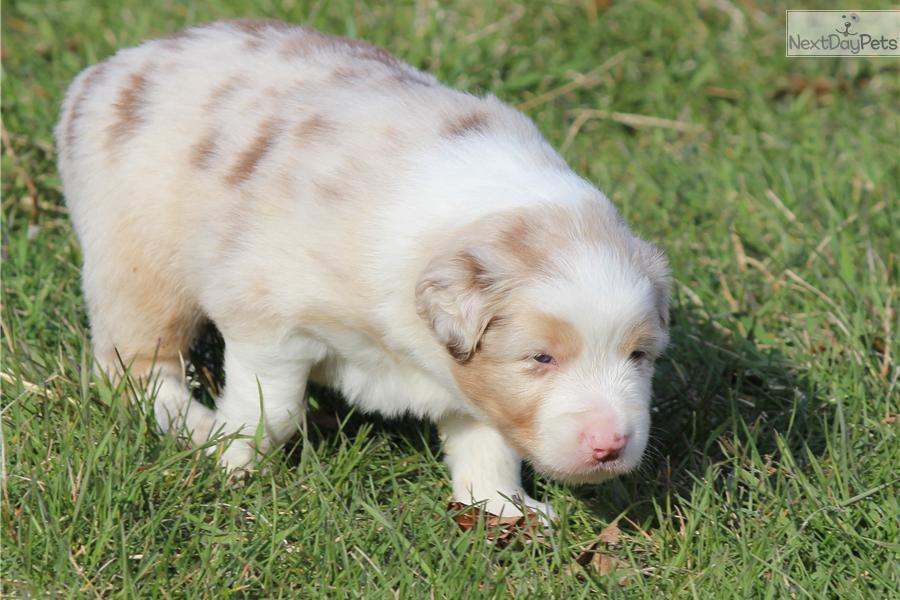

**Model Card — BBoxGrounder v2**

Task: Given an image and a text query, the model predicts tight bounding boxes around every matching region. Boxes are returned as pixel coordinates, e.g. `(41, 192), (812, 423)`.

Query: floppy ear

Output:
(635, 240), (672, 328)
(415, 245), (511, 362)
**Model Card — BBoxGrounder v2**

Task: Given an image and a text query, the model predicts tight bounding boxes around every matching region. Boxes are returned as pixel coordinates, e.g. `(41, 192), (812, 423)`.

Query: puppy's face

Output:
(417, 202), (670, 483)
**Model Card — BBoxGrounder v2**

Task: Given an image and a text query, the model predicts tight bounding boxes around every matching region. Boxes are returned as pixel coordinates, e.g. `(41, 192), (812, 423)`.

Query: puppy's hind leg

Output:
(82, 244), (213, 444)
(147, 358), (217, 445)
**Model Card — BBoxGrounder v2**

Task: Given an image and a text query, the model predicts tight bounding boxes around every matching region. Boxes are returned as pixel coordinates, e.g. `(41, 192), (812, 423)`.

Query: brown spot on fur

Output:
(204, 75), (246, 112)
(339, 37), (402, 69)
(219, 20), (302, 54)
(159, 29), (196, 51)
(277, 26), (404, 73)
(63, 63), (106, 160)
(531, 313), (584, 365)
(244, 37), (265, 52)
(619, 318), (665, 359)
(333, 66), (365, 83)
(107, 66), (154, 149)
(392, 70), (433, 87)
(495, 215), (548, 272)
(492, 201), (630, 274)
(189, 131), (217, 169)
(314, 179), (343, 201)
(280, 34), (321, 58)
(225, 18), (299, 36)
(225, 118), (280, 186)
(443, 111), (490, 138)
(294, 115), (336, 142)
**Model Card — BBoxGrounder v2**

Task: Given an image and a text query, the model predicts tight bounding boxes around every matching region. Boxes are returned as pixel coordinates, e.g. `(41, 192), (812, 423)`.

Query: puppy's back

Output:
(55, 21), (580, 335)
(57, 20), (440, 197)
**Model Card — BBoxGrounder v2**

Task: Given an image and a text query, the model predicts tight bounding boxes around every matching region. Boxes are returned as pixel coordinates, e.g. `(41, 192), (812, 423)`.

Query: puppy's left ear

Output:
(415, 244), (512, 363)
(635, 240), (672, 328)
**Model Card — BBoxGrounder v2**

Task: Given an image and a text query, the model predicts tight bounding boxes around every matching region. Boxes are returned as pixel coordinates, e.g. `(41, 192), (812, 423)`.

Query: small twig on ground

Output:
(561, 109), (704, 152)
(765, 189), (796, 223)
(730, 226), (747, 272)
(460, 5), (525, 43)
(0, 371), (46, 398)
(517, 49), (631, 112)
(718, 272), (741, 315)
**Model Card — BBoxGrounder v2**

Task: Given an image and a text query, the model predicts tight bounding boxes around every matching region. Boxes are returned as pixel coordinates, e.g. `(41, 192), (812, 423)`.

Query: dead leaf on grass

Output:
(598, 520), (621, 544)
(447, 501), (546, 548)
(571, 520), (628, 578)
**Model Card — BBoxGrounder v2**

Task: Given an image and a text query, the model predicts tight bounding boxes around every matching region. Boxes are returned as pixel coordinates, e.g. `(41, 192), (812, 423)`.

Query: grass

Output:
(1, 0), (898, 597)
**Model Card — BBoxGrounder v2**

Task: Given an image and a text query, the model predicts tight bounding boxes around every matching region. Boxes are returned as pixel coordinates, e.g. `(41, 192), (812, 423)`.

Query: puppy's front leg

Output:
(439, 413), (556, 520)
(211, 336), (325, 472)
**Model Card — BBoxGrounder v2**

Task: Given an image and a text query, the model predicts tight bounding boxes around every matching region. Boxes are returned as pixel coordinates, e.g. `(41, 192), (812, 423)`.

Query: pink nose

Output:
(589, 433), (628, 463)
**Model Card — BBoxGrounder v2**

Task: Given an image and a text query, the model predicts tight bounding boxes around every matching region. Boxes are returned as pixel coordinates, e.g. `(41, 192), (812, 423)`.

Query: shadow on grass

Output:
(187, 302), (828, 528)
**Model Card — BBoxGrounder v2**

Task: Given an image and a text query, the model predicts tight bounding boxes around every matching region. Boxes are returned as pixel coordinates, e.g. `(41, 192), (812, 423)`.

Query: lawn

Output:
(1, 0), (898, 597)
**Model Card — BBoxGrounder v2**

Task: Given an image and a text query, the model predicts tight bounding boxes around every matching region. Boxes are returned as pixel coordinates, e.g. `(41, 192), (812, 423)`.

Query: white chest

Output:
(307, 330), (464, 421)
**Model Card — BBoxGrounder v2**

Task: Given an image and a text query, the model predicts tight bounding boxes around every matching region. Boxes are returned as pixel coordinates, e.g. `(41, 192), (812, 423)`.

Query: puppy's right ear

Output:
(415, 245), (511, 363)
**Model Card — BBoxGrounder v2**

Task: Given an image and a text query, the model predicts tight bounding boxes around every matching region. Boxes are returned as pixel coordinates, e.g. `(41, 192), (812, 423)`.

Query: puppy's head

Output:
(416, 201), (670, 483)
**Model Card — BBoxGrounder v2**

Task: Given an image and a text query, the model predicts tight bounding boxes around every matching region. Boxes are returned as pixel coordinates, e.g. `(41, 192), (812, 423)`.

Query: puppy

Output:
(56, 19), (670, 518)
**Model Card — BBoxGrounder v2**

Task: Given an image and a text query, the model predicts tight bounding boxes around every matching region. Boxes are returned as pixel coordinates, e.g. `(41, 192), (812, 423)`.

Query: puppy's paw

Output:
(212, 439), (258, 476)
(153, 378), (215, 444)
(521, 496), (558, 525)
(467, 493), (557, 525)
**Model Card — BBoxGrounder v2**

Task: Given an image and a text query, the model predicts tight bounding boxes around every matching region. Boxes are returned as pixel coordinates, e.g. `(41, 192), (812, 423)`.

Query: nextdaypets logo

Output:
(834, 12), (859, 37)
(787, 10), (900, 57)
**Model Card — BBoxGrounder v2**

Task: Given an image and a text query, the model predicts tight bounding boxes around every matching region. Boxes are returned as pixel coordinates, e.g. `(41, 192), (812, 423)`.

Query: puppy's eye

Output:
(629, 350), (647, 362)
(533, 354), (555, 364)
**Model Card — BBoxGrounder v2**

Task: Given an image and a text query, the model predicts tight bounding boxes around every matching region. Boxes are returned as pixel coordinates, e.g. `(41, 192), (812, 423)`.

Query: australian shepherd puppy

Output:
(56, 20), (670, 519)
